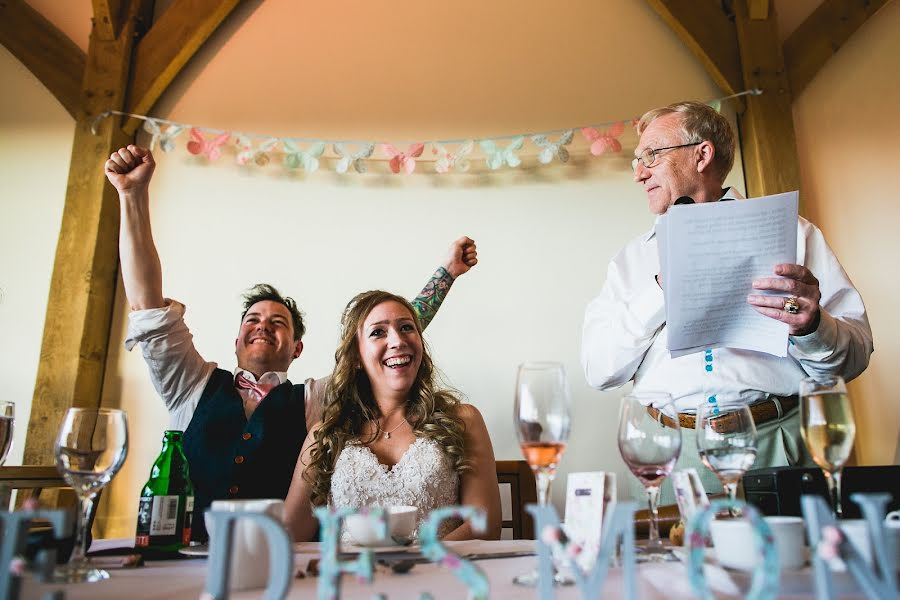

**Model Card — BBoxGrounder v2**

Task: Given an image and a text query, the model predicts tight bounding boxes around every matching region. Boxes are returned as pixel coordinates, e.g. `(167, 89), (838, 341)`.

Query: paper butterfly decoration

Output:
(283, 140), (326, 172)
(333, 143), (375, 174)
(480, 137), (525, 170)
(142, 119), (184, 153)
(581, 122), (625, 156)
(382, 143), (425, 174)
(234, 136), (279, 166)
(532, 130), (574, 164)
(432, 141), (474, 173)
(186, 128), (231, 161)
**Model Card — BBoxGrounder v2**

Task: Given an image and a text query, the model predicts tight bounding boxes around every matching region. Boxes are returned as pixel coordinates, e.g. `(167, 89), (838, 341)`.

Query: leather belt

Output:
(646, 395), (799, 434)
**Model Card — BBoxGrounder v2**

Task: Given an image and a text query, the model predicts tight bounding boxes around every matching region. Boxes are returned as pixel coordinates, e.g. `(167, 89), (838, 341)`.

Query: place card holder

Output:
(564, 471), (616, 570)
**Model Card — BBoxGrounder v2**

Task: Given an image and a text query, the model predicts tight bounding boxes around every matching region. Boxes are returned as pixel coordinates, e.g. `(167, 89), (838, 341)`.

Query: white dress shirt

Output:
(126, 300), (326, 431)
(581, 190), (873, 412)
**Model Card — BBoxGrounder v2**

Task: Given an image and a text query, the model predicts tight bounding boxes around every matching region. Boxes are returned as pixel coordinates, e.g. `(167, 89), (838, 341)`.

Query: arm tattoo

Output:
(411, 266), (455, 330)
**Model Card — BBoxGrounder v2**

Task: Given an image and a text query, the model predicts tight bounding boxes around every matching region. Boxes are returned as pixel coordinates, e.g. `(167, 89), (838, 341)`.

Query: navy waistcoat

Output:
(183, 368), (307, 540)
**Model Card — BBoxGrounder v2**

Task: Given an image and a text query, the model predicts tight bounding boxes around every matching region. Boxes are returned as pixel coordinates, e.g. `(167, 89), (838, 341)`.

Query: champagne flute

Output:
(617, 392), (681, 561)
(0, 401), (14, 466)
(54, 408), (128, 583)
(800, 376), (856, 518)
(513, 362), (571, 586)
(696, 400), (757, 513)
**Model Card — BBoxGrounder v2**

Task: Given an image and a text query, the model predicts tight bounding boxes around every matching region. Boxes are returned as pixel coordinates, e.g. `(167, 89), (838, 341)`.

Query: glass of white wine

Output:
(800, 376), (856, 518)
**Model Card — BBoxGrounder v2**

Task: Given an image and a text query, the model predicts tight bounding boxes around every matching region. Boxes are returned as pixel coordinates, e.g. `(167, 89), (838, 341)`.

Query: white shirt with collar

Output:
(581, 188), (873, 412)
(126, 300), (325, 431)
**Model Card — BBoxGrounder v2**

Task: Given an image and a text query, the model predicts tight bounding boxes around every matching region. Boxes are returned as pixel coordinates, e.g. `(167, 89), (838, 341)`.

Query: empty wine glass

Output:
(800, 376), (856, 518)
(54, 408), (128, 583)
(617, 392), (681, 562)
(696, 399), (757, 514)
(512, 362), (571, 586)
(0, 401), (14, 466)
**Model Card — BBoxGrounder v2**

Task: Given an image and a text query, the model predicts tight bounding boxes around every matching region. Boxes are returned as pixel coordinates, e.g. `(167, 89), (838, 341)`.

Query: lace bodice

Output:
(330, 437), (461, 541)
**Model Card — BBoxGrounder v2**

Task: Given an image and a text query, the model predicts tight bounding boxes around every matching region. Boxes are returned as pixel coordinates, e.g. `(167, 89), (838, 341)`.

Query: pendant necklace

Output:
(381, 418), (408, 439)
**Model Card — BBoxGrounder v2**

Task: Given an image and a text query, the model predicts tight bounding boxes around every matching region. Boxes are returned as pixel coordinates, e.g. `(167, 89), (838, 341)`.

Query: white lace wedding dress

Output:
(330, 437), (462, 542)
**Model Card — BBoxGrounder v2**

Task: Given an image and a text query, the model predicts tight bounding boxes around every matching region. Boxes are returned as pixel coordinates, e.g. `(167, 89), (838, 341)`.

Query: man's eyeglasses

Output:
(631, 142), (702, 172)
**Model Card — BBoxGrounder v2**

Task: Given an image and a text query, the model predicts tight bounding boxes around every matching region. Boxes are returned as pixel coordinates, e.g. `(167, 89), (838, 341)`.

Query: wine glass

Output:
(54, 408), (128, 583)
(513, 362), (571, 586)
(800, 376), (856, 518)
(696, 400), (757, 514)
(0, 401), (14, 466)
(617, 392), (681, 561)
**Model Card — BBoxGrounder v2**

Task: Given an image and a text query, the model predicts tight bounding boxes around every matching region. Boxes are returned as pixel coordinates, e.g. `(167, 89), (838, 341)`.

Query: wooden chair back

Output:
(495, 460), (537, 539)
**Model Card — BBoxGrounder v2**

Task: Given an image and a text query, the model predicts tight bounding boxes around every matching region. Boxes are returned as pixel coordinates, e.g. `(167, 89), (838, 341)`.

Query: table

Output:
(21, 540), (869, 599)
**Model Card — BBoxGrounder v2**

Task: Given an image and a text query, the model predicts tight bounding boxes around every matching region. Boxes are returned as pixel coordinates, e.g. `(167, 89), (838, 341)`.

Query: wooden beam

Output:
(784, 0), (890, 97)
(0, 0), (85, 118)
(125, 0), (243, 133)
(748, 0), (770, 20)
(91, 0), (126, 41)
(22, 2), (150, 467)
(733, 0), (801, 199)
(644, 0), (744, 96)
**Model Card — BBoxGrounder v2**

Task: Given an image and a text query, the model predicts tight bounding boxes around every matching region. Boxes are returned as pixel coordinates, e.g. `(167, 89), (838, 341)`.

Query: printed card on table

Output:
(564, 472), (616, 570)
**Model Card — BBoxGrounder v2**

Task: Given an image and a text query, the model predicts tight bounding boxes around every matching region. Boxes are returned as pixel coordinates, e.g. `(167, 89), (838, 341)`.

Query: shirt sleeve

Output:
(304, 375), (329, 430)
(126, 299), (217, 426)
(581, 252), (667, 390)
(788, 221), (873, 381)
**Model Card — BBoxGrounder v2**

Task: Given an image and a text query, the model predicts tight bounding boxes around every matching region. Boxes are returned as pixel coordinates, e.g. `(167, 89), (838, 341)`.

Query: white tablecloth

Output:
(21, 540), (868, 599)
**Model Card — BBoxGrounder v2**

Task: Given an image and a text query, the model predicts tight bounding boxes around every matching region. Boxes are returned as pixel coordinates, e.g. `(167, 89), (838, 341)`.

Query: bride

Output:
(284, 290), (501, 542)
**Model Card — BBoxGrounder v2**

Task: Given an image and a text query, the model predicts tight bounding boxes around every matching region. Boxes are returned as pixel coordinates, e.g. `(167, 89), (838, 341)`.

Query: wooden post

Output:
(22, 2), (150, 467)
(734, 0), (802, 200)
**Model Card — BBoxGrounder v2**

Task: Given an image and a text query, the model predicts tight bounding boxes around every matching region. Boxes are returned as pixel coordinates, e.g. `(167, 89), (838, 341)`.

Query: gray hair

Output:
(637, 101), (735, 181)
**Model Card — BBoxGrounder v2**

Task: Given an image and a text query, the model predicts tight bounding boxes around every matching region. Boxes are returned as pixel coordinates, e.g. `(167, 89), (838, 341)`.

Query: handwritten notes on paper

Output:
(657, 191), (799, 357)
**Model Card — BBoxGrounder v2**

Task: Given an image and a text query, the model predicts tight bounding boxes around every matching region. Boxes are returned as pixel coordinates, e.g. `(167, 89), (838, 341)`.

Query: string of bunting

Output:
(91, 89), (761, 175)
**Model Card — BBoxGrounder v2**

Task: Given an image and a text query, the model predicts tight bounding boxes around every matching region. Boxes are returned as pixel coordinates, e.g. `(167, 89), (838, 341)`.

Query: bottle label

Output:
(182, 495), (195, 544)
(135, 496), (153, 547)
(150, 495), (180, 536)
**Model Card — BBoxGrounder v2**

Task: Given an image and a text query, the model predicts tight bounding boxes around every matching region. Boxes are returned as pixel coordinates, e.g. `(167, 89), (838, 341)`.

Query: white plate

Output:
(344, 543), (420, 554)
(179, 543), (209, 557)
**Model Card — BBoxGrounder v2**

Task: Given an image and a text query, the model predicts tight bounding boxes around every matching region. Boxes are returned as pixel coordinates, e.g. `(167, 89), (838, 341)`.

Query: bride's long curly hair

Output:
(306, 290), (470, 506)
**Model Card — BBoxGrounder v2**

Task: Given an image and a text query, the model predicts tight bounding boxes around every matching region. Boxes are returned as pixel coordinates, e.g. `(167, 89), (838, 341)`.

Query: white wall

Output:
(0, 46), (73, 467)
(37, 1), (900, 542)
(792, 0), (900, 466)
(91, 0), (740, 536)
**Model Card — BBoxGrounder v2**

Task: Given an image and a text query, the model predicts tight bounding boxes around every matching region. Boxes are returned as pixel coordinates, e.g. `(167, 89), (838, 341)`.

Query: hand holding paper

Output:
(748, 263), (822, 336)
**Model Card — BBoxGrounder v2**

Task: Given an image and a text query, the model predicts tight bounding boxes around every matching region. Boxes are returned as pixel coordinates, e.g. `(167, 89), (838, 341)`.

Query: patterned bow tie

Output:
(235, 373), (277, 403)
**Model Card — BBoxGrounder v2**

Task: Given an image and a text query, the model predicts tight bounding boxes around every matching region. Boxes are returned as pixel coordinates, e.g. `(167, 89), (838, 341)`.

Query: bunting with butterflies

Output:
(91, 89), (761, 176)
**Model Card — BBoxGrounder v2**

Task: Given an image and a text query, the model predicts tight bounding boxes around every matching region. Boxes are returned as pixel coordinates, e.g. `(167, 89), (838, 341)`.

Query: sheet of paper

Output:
(660, 191), (799, 357)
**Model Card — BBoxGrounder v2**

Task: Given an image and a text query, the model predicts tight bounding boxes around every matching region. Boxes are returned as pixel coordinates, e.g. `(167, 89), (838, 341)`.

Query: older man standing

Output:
(581, 101), (873, 501)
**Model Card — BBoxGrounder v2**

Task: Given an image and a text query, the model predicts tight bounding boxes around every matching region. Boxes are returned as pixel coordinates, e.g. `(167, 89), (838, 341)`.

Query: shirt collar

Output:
(233, 368), (288, 387)
(643, 187), (744, 241)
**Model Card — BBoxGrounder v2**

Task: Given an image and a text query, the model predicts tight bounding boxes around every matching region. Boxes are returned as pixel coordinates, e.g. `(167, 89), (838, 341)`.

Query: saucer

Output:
(178, 543), (209, 557)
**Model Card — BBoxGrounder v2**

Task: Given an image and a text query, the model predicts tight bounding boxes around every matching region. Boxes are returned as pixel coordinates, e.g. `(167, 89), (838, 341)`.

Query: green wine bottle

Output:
(135, 430), (194, 550)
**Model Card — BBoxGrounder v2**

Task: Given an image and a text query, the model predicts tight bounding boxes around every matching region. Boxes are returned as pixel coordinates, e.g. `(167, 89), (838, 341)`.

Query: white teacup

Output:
(205, 499), (285, 591)
(710, 516), (806, 571)
(838, 518), (900, 572)
(344, 505), (418, 547)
